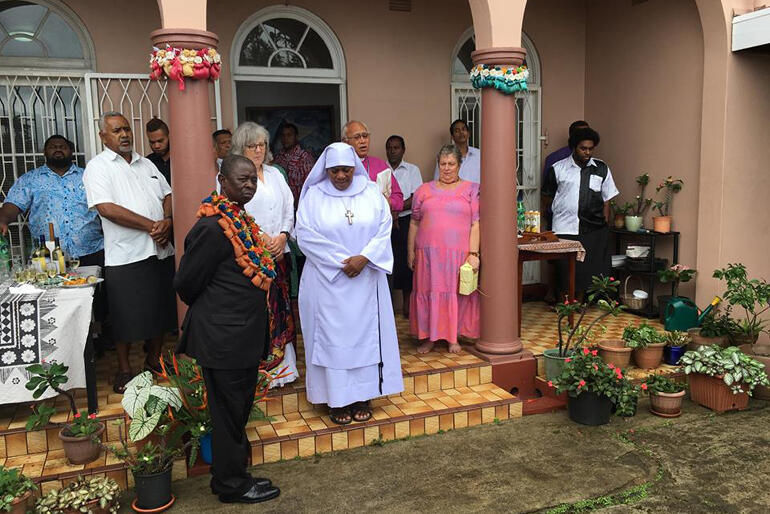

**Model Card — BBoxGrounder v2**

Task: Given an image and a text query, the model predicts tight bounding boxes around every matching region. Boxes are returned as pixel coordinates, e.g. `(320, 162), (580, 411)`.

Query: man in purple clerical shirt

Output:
(342, 120), (404, 213)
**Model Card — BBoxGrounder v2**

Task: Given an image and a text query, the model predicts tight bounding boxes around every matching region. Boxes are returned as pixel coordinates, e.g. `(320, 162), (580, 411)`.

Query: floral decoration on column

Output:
(470, 64), (529, 94)
(149, 45), (221, 90)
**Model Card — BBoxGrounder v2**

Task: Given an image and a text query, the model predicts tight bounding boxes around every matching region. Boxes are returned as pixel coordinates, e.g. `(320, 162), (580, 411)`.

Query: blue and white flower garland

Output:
(470, 64), (529, 94)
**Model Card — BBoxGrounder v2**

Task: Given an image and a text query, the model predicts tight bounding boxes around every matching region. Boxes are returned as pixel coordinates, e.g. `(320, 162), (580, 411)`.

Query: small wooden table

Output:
(517, 239), (585, 335)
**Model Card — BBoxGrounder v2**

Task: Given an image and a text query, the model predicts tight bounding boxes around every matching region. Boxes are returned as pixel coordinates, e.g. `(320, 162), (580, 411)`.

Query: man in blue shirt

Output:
(0, 135), (104, 261)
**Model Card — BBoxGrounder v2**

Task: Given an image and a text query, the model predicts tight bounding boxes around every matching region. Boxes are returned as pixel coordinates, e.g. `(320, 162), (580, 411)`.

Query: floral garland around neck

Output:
(197, 192), (276, 291)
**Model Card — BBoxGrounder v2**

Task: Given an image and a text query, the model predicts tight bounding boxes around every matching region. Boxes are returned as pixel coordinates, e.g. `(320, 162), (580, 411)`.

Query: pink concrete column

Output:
(150, 28), (218, 324)
(472, 47), (526, 355)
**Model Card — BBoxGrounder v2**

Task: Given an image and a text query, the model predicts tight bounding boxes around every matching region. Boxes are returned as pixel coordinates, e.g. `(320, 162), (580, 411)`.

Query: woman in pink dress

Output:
(408, 144), (480, 353)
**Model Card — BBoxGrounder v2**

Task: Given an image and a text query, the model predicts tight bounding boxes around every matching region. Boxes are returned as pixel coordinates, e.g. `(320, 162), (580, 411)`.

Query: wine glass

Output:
(46, 263), (58, 279)
(67, 257), (80, 273)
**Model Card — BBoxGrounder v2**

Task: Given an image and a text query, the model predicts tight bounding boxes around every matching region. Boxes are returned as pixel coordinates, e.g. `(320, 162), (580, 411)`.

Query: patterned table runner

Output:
(518, 238), (586, 262)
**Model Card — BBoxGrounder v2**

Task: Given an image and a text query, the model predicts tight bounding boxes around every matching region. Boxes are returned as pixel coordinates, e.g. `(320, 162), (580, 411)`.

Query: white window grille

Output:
(451, 30), (543, 284)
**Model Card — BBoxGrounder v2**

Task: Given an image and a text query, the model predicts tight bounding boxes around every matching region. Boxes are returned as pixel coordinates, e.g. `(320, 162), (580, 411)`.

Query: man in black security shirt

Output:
(146, 118), (171, 185)
(541, 127), (619, 296)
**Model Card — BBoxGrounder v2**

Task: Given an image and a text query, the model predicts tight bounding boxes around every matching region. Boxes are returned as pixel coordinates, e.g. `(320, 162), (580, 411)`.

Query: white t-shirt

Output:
(244, 164), (294, 253)
(391, 160), (423, 217)
(433, 146), (481, 183)
(83, 148), (174, 266)
(548, 156), (619, 235)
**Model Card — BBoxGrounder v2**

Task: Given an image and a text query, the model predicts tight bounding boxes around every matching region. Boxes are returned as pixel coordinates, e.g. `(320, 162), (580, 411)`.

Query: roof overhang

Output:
(732, 7), (770, 51)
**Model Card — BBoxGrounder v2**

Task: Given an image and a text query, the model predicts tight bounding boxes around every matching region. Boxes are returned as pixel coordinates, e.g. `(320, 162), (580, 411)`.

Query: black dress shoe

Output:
(254, 477), (272, 488)
(219, 484), (280, 504)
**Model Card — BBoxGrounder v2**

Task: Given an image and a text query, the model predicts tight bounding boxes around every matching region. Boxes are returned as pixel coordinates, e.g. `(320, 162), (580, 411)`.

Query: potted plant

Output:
(597, 338), (633, 369)
(610, 200), (631, 229)
(688, 307), (736, 350)
(551, 348), (638, 425)
(34, 475), (120, 514)
(25, 362), (104, 465)
(738, 343), (770, 400)
(624, 173), (653, 232)
(652, 176), (683, 233)
(642, 374), (687, 417)
(612, 377), (641, 417)
(623, 323), (666, 369)
(0, 466), (37, 514)
(663, 330), (690, 365)
(121, 371), (183, 446)
(713, 263), (770, 345)
(680, 345), (769, 413)
(657, 264), (697, 322)
(543, 276), (625, 380)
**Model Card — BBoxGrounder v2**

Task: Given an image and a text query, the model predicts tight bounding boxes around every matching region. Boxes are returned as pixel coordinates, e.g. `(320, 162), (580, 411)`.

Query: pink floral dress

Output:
(410, 180), (480, 343)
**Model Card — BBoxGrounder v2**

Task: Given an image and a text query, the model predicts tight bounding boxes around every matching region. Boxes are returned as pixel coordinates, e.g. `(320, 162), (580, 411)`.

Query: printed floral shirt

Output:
(5, 164), (103, 258)
(273, 144), (315, 209)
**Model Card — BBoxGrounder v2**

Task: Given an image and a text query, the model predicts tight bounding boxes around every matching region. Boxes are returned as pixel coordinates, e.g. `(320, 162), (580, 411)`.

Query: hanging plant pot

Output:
(633, 343), (666, 369)
(598, 339), (632, 369)
(543, 348), (572, 381)
(649, 390), (686, 417)
(567, 391), (612, 426)
(133, 467), (174, 512)
(664, 345), (687, 365)
(688, 374), (749, 413)
(59, 423), (104, 465)
(652, 215), (672, 233)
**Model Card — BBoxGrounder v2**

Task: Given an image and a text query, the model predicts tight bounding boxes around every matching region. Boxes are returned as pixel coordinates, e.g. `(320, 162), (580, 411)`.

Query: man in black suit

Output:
(174, 155), (280, 504)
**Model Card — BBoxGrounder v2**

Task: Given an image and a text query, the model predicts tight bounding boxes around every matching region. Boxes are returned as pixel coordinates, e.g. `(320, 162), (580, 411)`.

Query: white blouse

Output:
(244, 164), (294, 253)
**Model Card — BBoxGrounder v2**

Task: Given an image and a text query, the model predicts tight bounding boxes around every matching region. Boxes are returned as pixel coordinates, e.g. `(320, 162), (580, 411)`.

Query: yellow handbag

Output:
(458, 262), (478, 295)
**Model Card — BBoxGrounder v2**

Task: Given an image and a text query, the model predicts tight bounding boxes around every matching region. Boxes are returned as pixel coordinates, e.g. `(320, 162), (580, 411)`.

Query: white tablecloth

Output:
(0, 281), (94, 405)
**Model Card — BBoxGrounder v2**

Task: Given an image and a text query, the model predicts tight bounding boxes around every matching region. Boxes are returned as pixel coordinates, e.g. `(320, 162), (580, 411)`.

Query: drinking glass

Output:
(35, 271), (47, 284)
(46, 263), (58, 279)
(67, 258), (80, 272)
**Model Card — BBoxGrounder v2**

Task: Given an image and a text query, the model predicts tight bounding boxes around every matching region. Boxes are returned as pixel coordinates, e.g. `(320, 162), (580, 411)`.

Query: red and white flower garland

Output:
(149, 45), (221, 91)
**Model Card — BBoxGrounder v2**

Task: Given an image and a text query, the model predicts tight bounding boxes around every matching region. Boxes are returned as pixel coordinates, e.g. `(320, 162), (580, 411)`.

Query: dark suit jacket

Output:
(174, 215), (267, 369)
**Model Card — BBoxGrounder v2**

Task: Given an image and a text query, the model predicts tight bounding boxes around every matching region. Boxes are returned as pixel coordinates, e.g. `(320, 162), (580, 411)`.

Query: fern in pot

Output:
(680, 345), (769, 413)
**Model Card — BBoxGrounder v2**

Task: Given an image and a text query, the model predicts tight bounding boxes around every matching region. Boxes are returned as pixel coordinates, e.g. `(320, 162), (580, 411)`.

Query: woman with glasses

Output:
(231, 122), (298, 387)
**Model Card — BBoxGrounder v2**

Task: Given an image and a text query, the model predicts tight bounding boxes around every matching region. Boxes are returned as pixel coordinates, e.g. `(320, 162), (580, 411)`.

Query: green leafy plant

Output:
(622, 323), (664, 349)
(653, 176), (683, 216)
(657, 264), (696, 298)
(554, 275), (625, 357)
(0, 466), (36, 512)
(680, 345), (769, 394)
(102, 421), (188, 475)
(641, 374), (686, 394)
(551, 349), (638, 416)
(713, 263), (770, 337)
(25, 362), (102, 437)
(625, 173), (653, 217)
(699, 306), (739, 338)
(34, 475), (120, 514)
(121, 371), (183, 442)
(664, 331), (691, 348)
(610, 200), (631, 216)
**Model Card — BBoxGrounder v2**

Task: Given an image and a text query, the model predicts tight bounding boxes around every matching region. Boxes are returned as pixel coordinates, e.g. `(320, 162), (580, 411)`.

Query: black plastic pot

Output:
(133, 467), (172, 510)
(567, 391), (612, 426)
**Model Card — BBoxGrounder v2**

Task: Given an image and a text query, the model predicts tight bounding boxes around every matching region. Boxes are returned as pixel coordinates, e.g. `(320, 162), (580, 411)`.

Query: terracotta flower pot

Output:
(8, 490), (33, 514)
(687, 328), (726, 350)
(59, 422), (104, 465)
(653, 215), (671, 233)
(633, 343), (665, 369)
(739, 344), (770, 401)
(598, 339), (632, 369)
(649, 390), (685, 417)
(688, 374), (749, 413)
(730, 333), (759, 346)
(613, 213), (625, 229)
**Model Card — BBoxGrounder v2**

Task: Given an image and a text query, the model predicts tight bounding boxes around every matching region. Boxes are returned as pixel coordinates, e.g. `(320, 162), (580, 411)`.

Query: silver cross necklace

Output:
(341, 197), (354, 225)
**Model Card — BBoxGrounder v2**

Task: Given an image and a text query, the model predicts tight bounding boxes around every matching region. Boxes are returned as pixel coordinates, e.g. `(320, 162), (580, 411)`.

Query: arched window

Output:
(0, 0), (94, 69)
(231, 6), (347, 155)
(450, 29), (542, 283)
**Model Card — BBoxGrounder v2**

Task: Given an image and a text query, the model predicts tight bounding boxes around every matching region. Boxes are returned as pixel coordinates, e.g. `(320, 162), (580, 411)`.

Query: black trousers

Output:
(79, 249), (107, 323)
(203, 367), (259, 498)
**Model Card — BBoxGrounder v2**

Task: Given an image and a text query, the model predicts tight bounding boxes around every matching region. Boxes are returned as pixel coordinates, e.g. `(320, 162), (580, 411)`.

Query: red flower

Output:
(591, 350), (598, 356)
(616, 372), (624, 380)
(572, 299), (578, 304)
(610, 277), (615, 282)
(593, 364), (598, 370)
(564, 300), (569, 305)
(641, 383), (648, 390)
(579, 380), (586, 387)
(583, 348), (590, 355)
(74, 412), (81, 418)
(88, 413), (96, 419)
(565, 358), (571, 363)
(608, 363), (615, 369)
(547, 381), (553, 387)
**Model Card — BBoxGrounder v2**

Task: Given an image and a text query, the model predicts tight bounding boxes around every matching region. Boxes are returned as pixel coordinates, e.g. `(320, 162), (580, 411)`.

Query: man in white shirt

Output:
(541, 127), (619, 296)
(386, 135), (422, 318)
(433, 119), (481, 183)
(83, 112), (177, 394)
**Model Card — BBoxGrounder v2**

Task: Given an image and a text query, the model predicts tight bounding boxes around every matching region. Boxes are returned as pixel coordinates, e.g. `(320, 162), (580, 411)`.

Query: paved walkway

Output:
(118, 398), (770, 513)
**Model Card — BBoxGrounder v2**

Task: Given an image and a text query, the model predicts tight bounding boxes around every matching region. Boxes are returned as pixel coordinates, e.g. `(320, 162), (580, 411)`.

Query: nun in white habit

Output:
(296, 142), (403, 425)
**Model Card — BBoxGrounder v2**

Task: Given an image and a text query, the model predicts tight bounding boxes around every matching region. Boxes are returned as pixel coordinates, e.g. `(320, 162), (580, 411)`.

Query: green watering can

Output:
(664, 296), (721, 332)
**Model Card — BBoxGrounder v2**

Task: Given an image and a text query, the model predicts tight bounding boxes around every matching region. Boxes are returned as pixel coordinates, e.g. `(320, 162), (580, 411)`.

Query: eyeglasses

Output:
(245, 142), (267, 151)
(345, 132), (370, 141)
